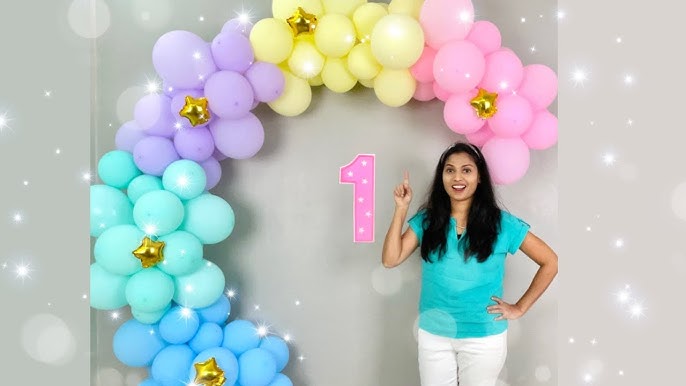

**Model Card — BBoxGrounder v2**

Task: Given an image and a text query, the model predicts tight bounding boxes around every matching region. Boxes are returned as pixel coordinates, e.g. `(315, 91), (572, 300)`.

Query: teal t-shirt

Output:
(408, 209), (530, 339)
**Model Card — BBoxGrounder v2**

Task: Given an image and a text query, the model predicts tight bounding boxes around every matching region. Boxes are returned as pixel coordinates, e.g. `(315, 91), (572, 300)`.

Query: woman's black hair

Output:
(418, 142), (501, 263)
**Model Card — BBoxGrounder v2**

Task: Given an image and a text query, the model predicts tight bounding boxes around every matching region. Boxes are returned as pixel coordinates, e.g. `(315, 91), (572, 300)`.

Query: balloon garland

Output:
(90, 0), (558, 385)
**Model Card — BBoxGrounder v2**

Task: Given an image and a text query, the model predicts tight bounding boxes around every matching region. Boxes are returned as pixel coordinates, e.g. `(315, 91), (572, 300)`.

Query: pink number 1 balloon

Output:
(339, 154), (375, 243)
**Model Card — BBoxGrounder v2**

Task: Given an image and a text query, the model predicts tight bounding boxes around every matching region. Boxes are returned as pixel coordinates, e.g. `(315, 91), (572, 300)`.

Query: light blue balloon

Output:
(132, 304), (171, 325)
(162, 160), (207, 201)
(126, 268), (175, 313)
(139, 379), (162, 386)
(268, 374), (293, 386)
(238, 348), (277, 386)
(181, 193), (235, 244)
(259, 336), (289, 372)
(196, 294), (231, 324)
(90, 263), (129, 310)
(128, 175), (164, 204)
(113, 320), (167, 367)
(134, 190), (185, 237)
(91, 184), (134, 237)
(159, 306), (201, 344)
(222, 319), (260, 356)
(98, 150), (142, 189)
(94, 225), (145, 276)
(189, 322), (223, 354)
(173, 260), (225, 308)
(157, 231), (203, 276)
(151, 344), (195, 386)
(191, 347), (239, 386)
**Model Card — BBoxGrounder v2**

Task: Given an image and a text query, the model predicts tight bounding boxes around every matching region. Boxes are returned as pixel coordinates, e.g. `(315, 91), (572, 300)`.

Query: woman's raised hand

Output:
(393, 171), (413, 208)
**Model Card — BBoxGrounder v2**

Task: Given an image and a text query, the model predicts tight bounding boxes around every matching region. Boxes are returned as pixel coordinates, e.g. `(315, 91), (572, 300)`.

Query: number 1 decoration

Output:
(339, 154), (376, 243)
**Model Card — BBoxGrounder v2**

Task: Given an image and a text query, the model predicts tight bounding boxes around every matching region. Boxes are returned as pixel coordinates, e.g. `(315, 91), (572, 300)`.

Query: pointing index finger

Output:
(403, 170), (410, 185)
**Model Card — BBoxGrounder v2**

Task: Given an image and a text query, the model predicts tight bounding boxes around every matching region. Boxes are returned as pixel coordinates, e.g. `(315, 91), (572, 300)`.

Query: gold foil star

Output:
(179, 95), (211, 126)
(193, 357), (226, 386)
(132, 236), (165, 268)
(286, 7), (318, 37)
(470, 88), (499, 119)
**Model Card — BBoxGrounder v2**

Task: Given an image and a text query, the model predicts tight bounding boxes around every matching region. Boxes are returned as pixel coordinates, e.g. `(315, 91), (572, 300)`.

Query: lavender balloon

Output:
(170, 90), (211, 129)
(210, 114), (264, 160)
(134, 94), (176, 138)
(222, 18), (253, 37)
(133, 136), (180, 176)
(162, 81), (176, 97)
(244, 62), (285, 103)
(203, 71), (254, 119)
(211, 32), (254, 73)
(152, 30), (217, 89)
(173, 127), (215, 162)
(115, 121), (147, 152)
(200, 157), (222, 190)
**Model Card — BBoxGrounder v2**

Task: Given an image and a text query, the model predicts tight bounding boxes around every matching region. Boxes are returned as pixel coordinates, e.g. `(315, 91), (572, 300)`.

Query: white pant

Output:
(417, 328), (507, 386)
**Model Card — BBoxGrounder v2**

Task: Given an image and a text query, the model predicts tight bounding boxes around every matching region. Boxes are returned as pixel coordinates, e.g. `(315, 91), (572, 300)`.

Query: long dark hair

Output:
(418, 142), (501, 263)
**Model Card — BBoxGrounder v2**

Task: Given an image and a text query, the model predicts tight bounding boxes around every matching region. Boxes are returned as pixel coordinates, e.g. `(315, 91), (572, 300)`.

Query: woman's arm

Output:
(381, 206), (419, 268)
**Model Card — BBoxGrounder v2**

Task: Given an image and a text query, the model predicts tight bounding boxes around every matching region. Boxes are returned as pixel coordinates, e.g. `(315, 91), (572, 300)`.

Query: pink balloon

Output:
(480, 49), (524, 93)
(481, 137), (530, 185)
(419, 0), (475, 49)
(443, 90), (486, 134)
(433, 40), (485, 94)
(466, 21), (502, 55)
(410, 46), (437, 84)
(517, 64), (558, 110)
(489, 94), (533, 137)
(413, 82), (436, 101)
(432, 82), (451, 102)
(465, 122), (496, 146)
(522, 110), (558, 150)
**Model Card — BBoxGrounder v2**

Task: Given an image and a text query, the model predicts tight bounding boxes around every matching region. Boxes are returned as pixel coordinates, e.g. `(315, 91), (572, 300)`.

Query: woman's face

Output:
(442, 152), (480, 202)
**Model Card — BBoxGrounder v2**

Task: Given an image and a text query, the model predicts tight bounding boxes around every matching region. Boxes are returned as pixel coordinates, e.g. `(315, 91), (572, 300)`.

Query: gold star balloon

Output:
(193, 357), (226, 386)
(179, 95), (211, 126)
(286, 7), (318, 37)
(132, 236), (165, 268)
(470, 88), (499, 119)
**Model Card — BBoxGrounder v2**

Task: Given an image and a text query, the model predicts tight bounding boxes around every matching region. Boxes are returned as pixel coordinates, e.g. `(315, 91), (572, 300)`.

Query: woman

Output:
(381, 142), (558, 386)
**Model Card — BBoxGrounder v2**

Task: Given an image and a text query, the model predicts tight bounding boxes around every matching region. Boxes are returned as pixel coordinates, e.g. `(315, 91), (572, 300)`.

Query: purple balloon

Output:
(170, 90), (212, 129)
(203, 71), (254, 119)
(162, 81), (176, 97)
(200, 157), (222, 191)
(134, 94), (177, 138)
(212, 148), (228, 162)
(244, 62), (285, 103)
(211, 32), (254, 73)
(115, 121), (147, 152)
(152, 30), (218, 89)
(174, 127), (215, 162)
(222, 18), (253, 37)
(133, 136), (180, 176)
(210, 114), (264, 160)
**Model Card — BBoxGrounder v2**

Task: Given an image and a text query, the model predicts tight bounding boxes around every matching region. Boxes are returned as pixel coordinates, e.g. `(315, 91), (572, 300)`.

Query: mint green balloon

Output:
(162, 160), (207, 201)
(91, 184), (134, 237)
(132, 304), (171, 324)
(94, 225), (145, 276)
(90, 263), (129, 310)
(125, 268), (175, 313)
(127, 175), (163, 204)
(173, 260), (226, 308)
(98, 150), (142, 189)
(158, 231), (204, 276)
(181, 194), (235, 244)
(133, 190), (184, 236)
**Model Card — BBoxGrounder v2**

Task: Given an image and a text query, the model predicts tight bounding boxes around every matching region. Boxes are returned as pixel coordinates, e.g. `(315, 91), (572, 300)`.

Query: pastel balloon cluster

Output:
(90, 150), (235, 324)
(115, 18), (284, 184)
(410, 0), (558, 184)
(113, 294), (293, 386)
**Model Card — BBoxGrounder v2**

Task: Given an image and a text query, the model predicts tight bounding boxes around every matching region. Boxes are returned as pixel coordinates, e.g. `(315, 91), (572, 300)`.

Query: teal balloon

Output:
(238, 348), (277, 386)
(90, 184), (134, 237)
(90, 263), (129, 310)
(126, 267), (175, 313)
(173, 260), (225, 308)
(181, 194), (235, 244)
(157, 231), (203, 276)
(98, 150), (142, 189)
(162, 160), (207, 201)
(127, 175), (164, 204)
(132, 304), (171, 324)
(133, 190), (184, 236)
(94, 225), (145, 276)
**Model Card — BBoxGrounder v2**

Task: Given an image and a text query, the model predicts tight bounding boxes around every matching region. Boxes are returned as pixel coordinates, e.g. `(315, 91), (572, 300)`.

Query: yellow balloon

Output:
(250, 18), (294, 64)
(358, 77), (374, 88)
(272, 0), (324, 20)
(314, 14), (356, 58)
(321, 57), (357, 93)
(347, 43), (381, 80)
(321, 0), (367, 17)
(352, 3), (388, 43)
(370, 14), (424, 69)
(288, 40), (325, 79)
(308, 74), (324, 86)
(388, 0), (423, 18)
(374, 68), (416, 107)
(268, 69), (313, 116)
